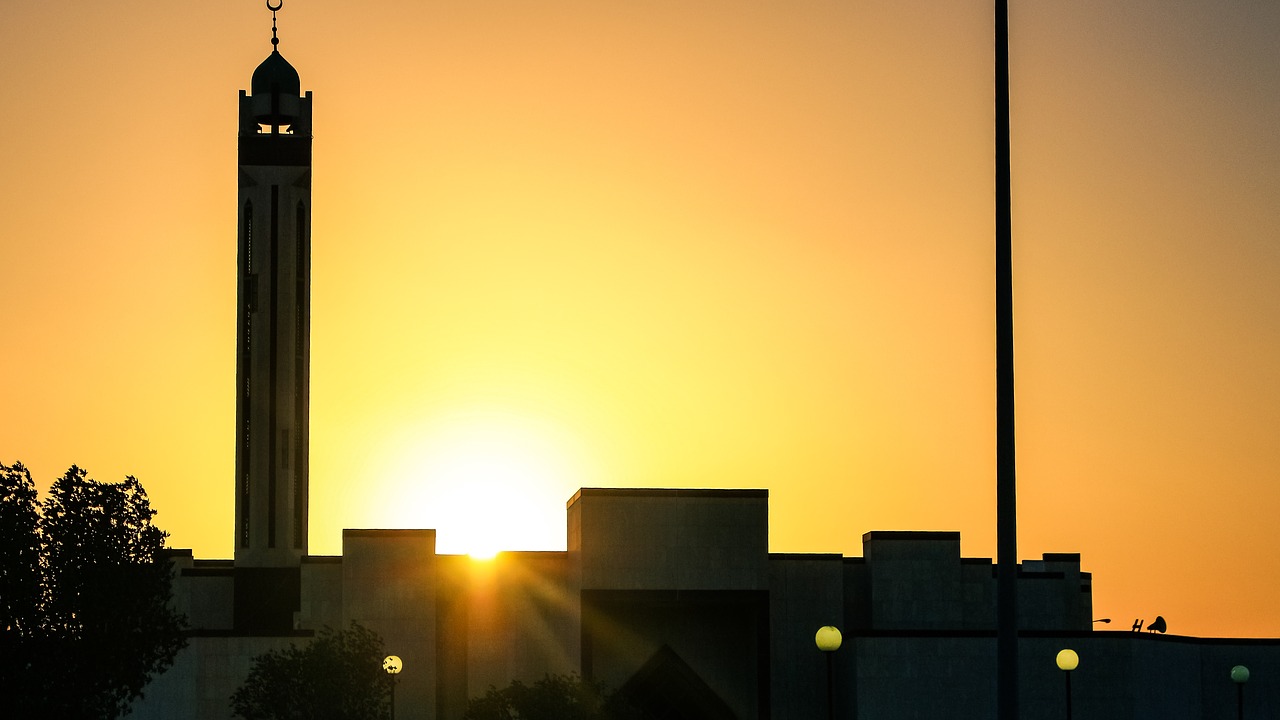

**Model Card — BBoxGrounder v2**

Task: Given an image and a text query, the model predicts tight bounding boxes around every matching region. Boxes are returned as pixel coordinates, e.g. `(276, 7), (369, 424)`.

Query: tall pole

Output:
(995, 1), (1019, 719)
(826, 651), (835, 720)
(1064, 670), (1072, 720)
(815, 626), (842, 720)
(383, 655), (402, 720)
(1231, 665), (1250, 719)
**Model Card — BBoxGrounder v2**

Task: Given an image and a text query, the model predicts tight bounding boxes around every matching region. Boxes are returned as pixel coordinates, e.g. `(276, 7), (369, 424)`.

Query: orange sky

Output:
(2, 1), (1278, 638)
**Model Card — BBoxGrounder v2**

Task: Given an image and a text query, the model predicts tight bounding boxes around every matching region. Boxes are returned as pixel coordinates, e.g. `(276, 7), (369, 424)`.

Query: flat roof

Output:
(567, 487), (769, 507)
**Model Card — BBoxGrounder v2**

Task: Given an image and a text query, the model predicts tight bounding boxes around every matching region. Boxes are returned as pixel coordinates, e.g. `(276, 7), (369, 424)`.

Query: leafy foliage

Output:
(0, 462), (187, 719)
(462, 673), (643, 720)
(0, 462), (40, 638)
(231, 622), (391, 720)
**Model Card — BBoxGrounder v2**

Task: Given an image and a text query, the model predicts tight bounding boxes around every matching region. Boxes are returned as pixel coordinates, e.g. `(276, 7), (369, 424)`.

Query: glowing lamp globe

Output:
(1231, 665), (1250, 684)
(815, 626), (843, 652)
(1056, 648), (1079, 672)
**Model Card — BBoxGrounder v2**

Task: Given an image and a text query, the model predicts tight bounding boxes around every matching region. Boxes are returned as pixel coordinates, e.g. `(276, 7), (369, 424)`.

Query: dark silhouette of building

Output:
(126, 8), (1280, 720)
(231, 6), (313, 638)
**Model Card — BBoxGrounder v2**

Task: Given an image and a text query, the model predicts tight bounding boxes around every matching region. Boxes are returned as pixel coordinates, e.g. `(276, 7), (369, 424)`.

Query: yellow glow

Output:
(371, 407), (590, 557)
(1056, 648), (1079, 672)
(815, 626), (843, 652)
(5, 1), (1280, 639)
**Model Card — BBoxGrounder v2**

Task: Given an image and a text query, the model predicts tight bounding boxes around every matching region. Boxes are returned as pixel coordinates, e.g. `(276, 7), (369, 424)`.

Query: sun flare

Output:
(373, 407), (590, 557)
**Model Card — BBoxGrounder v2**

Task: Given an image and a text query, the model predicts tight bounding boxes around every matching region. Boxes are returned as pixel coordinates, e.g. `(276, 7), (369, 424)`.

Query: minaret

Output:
(234, 0), (312, 577)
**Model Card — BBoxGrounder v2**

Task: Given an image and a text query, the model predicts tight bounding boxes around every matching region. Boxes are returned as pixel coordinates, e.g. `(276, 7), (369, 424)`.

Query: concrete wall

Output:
(1019, 554), (1091, 631)
(852, 634), (996, 719)
(768, 554), (845, 720)
(298, 555), (343, 628)
(342, 529), (437, 720)
(863, 532), (966, 630)
(450, 551), (578, 695)
(569, 489), (771, 718)
(127, 635), (310, 720)
(129, 490), (1280, 720)
(583, 589), (767, 720)
(855, 532), (1090, 633)
(570, 488), (769, 591)
(844, 632), (1280, 720)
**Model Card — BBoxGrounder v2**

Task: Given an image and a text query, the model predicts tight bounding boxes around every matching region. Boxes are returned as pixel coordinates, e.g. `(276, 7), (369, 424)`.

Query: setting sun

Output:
(369, 407), (591, 557)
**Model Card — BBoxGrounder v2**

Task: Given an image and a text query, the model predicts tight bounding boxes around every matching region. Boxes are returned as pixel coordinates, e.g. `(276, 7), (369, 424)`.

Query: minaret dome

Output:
(250, 50), (301, 126)
(252, 51), (301, 97)
(249, 0), (302, 128)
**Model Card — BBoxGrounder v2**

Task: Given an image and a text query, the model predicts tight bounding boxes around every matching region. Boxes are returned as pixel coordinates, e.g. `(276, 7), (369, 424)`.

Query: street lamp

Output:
(1231, 665), (1249, 720)
(815, 626), (842, 720)
(383, 655), (403, 720)
(1055, 649), (1079, 720)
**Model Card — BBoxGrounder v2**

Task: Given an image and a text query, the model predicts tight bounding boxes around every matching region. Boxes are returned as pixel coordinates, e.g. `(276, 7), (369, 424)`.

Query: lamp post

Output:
(1055, 649), (1078, 720)
(383, 655), (403, 720)
(1231, 665), (1249, 720)
(815, 626), (842, 720)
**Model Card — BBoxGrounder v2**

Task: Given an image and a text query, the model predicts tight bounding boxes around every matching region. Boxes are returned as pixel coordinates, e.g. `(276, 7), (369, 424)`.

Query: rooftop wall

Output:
(342, 529), (437, 720)
(569, 488), (769, 591)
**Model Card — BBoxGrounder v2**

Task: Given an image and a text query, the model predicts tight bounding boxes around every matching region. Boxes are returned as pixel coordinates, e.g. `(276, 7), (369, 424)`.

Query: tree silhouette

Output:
(0, 462), (41, 639)
(0, 462), (187, 719)
(231, 622), (390, 720)
(463, 673), (643, 720)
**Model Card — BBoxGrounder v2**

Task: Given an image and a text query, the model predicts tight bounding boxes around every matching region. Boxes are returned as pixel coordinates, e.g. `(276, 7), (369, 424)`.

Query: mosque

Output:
(127, 7), (1278, 720)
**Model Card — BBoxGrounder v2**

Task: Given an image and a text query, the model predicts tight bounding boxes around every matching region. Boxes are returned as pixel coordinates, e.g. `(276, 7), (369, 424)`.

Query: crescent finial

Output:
(267, 1), (283, 48)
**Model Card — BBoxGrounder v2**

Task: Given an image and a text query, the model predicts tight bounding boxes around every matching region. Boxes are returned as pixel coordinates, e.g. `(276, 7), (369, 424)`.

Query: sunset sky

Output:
(2, 1), (1278, 638)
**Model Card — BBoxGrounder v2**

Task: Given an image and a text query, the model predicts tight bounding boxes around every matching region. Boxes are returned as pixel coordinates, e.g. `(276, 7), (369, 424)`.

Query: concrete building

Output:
(126, 12), (1280, 720)
(133, 486), (1280, 720)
